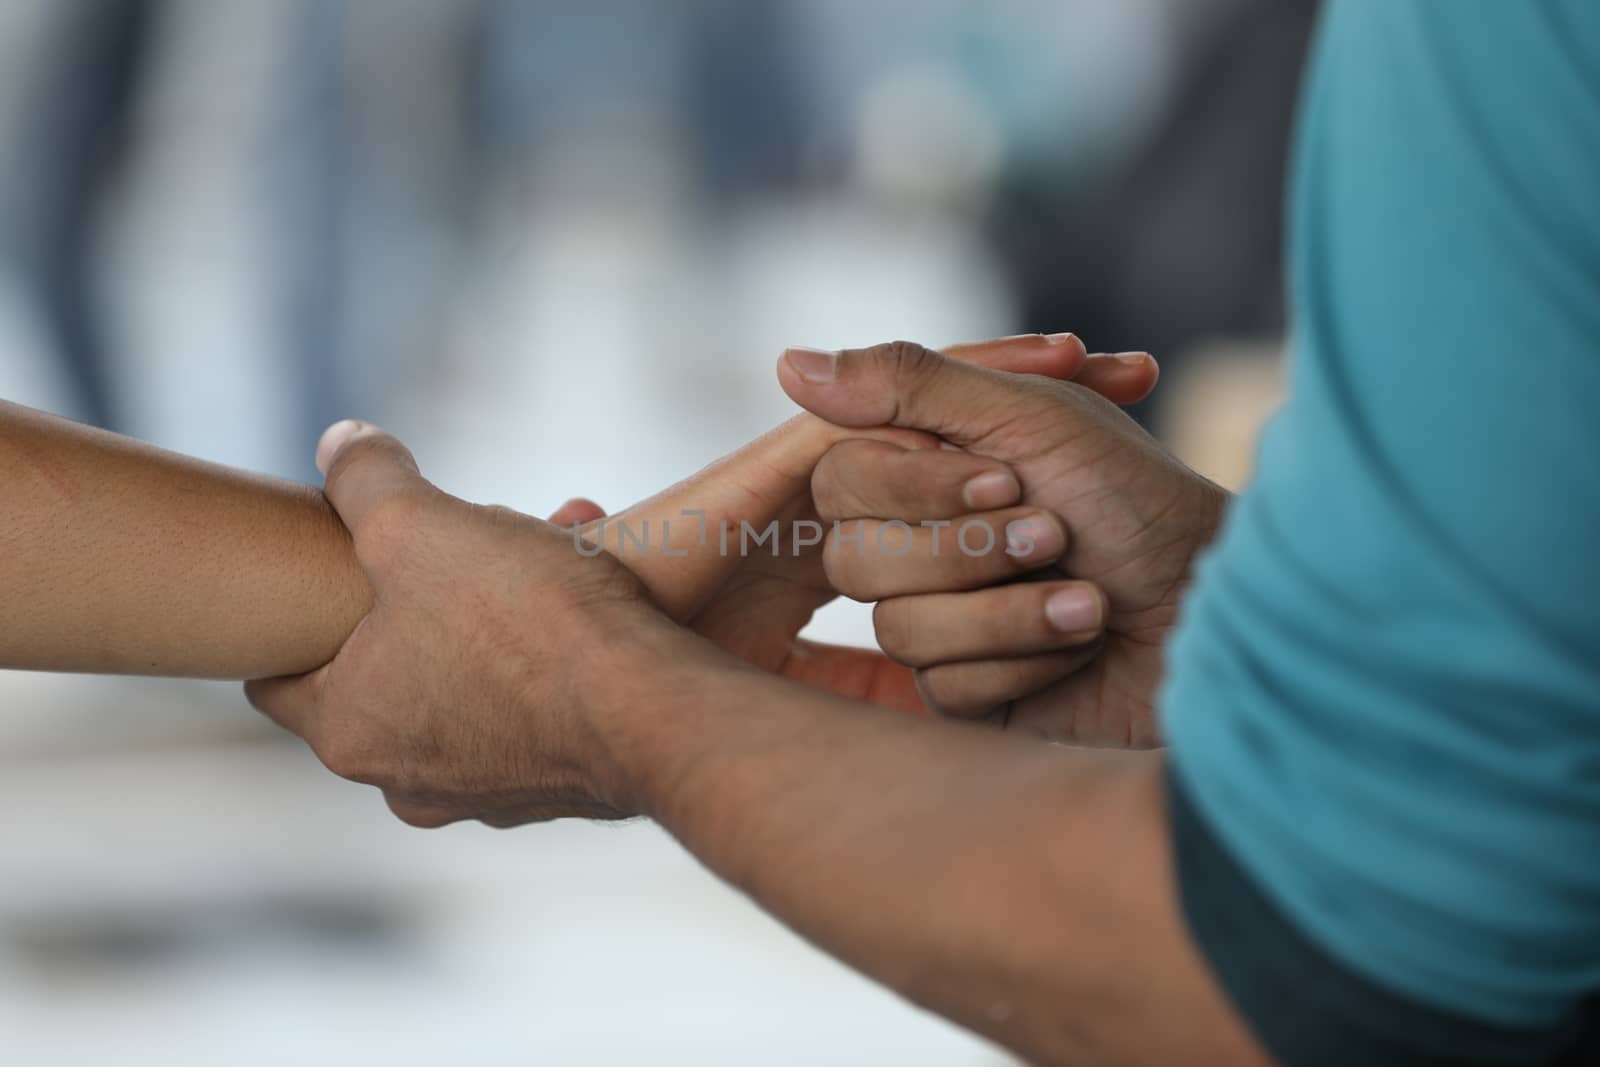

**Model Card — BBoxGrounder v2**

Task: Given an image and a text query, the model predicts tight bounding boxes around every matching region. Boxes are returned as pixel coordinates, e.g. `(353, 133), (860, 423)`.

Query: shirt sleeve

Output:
(1161, 0), (1600, 1062)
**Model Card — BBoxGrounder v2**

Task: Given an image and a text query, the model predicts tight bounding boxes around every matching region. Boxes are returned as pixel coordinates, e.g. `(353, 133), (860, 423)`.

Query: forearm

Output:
(0, 403), (890, 679)
(0, 401), (371, 678)
(606, 630), (1266, 1066)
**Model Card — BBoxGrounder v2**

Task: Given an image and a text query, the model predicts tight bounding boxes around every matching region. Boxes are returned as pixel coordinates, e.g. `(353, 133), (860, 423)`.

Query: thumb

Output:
(937, 332), (1159, 405)
(777, 341), (1055, 450)
(940, 331), (1087, 379)
(549, 497), (607, 526)
(585, 414), (931, 622)
(315, 419), (433, 539)
(780, 640), (926, 716)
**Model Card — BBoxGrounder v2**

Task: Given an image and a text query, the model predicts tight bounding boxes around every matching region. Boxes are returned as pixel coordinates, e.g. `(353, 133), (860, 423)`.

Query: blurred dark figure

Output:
(1, 0), (1319, 436)
(993, 0), (1321, 417)
(0, 0), (154, 429)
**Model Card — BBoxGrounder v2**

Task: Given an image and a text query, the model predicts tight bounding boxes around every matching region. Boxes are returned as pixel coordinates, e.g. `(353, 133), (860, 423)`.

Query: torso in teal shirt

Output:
(1165, 0), (1600, 1030)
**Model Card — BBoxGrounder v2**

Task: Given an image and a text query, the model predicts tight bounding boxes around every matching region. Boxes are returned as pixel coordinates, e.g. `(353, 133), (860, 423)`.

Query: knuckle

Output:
(566, 555), (648, 609)
(324, 432), (393, 486)
(876, 339), (943, 390)
(912, 671), (946, 714)
(387, 798), (453, 829)
(242, 679), (273, 715)
(906, 454), (962, 506)
(821, 533), (875, 601)
(356, 490), (431, 564)
(810, 455), (849, 522)
(243, 676), (316, 734)
(914, 666), (989, 718)
(877, 338), (937, 370)
(872, 600), (918, 665)
(948, 518), (1008, 578)
(315, 730), (382, 785)
(813, 440), (892, 522)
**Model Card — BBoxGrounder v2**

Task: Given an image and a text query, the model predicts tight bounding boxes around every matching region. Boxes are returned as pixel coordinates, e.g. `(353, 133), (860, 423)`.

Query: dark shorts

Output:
(1168, 770), (1599, 1066)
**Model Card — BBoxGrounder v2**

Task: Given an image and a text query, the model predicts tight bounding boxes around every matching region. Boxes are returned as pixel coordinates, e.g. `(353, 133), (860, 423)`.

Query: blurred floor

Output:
(0, 678), (1015, 1067)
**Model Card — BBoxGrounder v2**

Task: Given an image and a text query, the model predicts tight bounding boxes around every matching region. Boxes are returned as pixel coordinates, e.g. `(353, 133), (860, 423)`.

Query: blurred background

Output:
(0, 1), (1315, 1062)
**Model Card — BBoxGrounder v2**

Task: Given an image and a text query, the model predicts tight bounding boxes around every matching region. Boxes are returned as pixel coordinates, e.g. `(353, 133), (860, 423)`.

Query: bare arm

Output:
(0, 399), (892, 679)
(0, 398), (833, 679)
(0, 400), (371, 678)
(608, 638), (1269, 1066)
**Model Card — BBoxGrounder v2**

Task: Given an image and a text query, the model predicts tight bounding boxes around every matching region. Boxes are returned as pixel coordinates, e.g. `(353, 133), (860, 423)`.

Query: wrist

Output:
(577, 611), (726, 819)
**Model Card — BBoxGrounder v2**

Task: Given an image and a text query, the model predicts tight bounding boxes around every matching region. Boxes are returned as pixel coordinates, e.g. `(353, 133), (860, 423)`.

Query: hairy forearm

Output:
(607, 630), (1265, 1066)
(0, 401), (371, 678)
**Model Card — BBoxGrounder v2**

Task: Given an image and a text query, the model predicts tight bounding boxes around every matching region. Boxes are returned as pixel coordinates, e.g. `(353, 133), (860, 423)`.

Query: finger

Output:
(940, 332), (1087, 380)
(813, 439), (1021, 523)
(916, 646), (1101, 719)
(384, 793), (463, 830)
(243, 671), (326, 742)
(1071, 352), (1159, 405)
(384, 791), (588, 831)
(778, 340), (1063, 448)
(872, 581), (1106, 668)
(940, 334), (1159, 405)
(477, 799), (629, 828)
(549, 497), (607, 526)
(589, 412), (936, 622)
(779, 639), (926, 716)
(824, 508), (1066, 601)
(315, 419), (434, 538)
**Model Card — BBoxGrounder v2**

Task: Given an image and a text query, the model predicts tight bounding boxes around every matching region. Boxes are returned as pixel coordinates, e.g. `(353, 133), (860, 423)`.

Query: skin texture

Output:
(557, 334), (1155, 713)
(0, 335), (1146, 693)
(783, 342), (1231, 747)
(242, 391), (1270, 1066)
(0, 399), (372, 678)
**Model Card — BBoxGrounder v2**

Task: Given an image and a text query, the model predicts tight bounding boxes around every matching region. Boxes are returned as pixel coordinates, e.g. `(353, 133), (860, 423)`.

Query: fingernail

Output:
(1005, 514), (1065, 560)
(1045, 586), (1103, 633)
(316, 419), (366, 475)
(1114, 352), (1150, 365)
(962, 470), (1021, 511)
(784, 346), (838, 383)
(1046, 332), (1078, 346)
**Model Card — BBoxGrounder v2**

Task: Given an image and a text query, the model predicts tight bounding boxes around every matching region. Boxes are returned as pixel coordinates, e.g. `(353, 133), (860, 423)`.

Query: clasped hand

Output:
(246, 333), (1226, 827)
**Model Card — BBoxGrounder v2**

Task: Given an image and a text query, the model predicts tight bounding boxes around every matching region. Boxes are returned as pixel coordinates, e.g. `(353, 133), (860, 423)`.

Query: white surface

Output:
(0, 679), (1009, 1066)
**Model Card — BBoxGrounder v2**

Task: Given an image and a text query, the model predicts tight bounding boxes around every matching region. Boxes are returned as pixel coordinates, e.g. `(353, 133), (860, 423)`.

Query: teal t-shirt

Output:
(1164, 0), (1600, 1039)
